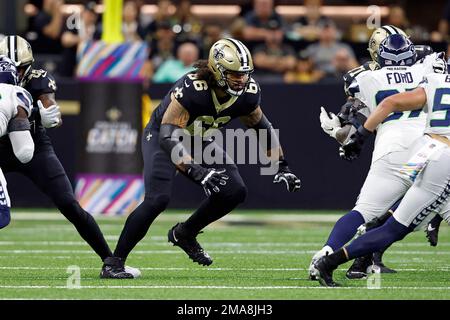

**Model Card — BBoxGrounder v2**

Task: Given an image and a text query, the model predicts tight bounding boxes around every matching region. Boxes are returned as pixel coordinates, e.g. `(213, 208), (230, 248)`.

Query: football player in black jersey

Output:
(315, 25), (444, 279)
(101, 38), (301, 278)
(0, 35), (139, 279)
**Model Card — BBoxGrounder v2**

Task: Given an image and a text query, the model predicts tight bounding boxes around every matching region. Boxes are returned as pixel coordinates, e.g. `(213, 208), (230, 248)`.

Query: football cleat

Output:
(346, 254), (372, 279)
(425, 216), (442, 247)
(168, 223), (213, 266)
(314, 256), (340, 287)
(372, 251), (396, 273)
(308, 245), (333, 280)
(100, 257), (135, 279)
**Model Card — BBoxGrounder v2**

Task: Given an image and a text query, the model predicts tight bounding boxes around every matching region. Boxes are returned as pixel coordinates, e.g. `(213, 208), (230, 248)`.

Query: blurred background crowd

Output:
(5, 0), (450, 85)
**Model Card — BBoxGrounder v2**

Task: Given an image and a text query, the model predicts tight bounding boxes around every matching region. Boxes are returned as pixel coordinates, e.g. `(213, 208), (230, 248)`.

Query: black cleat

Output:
(346, 254), (372, 279)
(168, 223), (213, 266)
(372, 251), (396, 273)
(100, 257), (134, 279)
(425, 216), (442, 247)
(314, 257), (340, 287)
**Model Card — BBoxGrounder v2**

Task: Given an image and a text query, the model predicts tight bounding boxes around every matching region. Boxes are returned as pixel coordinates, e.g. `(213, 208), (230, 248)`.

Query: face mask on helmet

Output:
(377, 34), (417, 68)
(0, 55), (19, 85)
(219, 67), (252, 97)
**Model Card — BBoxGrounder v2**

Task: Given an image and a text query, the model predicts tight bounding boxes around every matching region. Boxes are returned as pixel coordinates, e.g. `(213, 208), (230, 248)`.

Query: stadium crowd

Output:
(16, 0), (450, 84)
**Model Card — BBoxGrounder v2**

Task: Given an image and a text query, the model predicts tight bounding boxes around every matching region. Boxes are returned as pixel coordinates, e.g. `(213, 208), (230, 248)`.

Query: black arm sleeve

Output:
(251, 113), (281, 157)
(159, 123), (204, 180)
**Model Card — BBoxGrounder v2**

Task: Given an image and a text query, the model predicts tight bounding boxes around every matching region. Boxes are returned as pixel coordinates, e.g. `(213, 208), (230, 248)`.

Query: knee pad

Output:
(0, 205), (10, 229)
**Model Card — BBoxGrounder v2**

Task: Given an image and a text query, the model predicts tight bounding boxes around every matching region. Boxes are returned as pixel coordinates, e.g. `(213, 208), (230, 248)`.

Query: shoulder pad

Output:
(24, 69), (57, 96)
(343, 62), (378, 97)
(14, 86), (33, 117)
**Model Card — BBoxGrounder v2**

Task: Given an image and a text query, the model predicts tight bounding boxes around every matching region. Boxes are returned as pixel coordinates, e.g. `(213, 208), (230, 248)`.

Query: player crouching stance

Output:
(0, 56), (35, 227)
(100, 39), (301, 278)
(315, 71), (450, 287)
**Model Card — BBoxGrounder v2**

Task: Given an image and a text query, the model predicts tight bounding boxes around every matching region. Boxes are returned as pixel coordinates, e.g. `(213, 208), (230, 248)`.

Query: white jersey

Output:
(352, 53), (439, 163)
(419, 73), (450, 139)
(0, 83), (33, 137)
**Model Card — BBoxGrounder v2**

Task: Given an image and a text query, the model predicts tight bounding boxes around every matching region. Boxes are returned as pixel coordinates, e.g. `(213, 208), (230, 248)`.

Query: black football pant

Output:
(0, 142), (112, 261)
(114, 127), (247, 260)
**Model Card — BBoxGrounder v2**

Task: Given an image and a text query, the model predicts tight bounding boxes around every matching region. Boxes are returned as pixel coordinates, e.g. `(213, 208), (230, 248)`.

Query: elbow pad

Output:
(8, 131), (35, 163)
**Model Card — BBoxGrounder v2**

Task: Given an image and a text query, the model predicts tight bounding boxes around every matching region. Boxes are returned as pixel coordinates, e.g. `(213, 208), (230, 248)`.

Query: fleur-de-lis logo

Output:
(213, 47), (224, 61)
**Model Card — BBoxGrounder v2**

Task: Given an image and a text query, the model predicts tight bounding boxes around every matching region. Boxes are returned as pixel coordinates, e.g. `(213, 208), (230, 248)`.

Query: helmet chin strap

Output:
(18, 64), (32, 87)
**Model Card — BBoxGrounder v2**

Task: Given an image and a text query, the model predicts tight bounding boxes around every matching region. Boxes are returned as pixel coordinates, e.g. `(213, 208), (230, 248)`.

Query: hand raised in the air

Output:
(273, 160), (301, 192)
(339, 126), (372, 161)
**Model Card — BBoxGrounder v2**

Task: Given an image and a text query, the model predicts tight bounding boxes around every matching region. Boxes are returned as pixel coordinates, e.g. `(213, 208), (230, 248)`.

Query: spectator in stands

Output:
(146, 0), (176, 41)
(332, 47), (358, 80)
(284, 52), (322, 84)
(142, 20), (177, 85)
(253, 27), (297, 81)
(242, 0), (285, 42)
(27, 0), (64, 54)
(431, 0), (450, 44)
(60, 1), (100, 76)
(122, 0), (147, 42)
(303, 21), (357, 80)
(289, 0), (330, 41)
(152, 42), (198, 83)
(172, 0), (203, 43)
(201, 23), (225, 59)
(385, 5), (409, 31)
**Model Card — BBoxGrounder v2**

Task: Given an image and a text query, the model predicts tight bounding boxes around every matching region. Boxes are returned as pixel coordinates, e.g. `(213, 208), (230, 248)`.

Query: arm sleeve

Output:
(8, 131), (35, 164)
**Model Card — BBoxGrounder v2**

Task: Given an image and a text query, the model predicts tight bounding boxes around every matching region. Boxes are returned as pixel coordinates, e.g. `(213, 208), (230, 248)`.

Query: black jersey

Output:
(23, 69), (57, 139)
(149, 72), (261, 135)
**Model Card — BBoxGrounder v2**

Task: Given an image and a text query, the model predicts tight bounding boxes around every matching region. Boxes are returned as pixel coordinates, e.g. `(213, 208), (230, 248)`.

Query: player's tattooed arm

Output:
(160, 95), (193, 173)
(37, 93), (62, 128)
(161, 94), (190, 128)
(240, 106), (284, 161)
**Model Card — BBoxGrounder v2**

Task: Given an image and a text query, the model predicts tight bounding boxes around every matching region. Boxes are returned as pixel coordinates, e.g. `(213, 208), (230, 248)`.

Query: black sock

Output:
(114, 196), (167, 260)
(60, 202), (113, 261)
(327, 248), (349, 269)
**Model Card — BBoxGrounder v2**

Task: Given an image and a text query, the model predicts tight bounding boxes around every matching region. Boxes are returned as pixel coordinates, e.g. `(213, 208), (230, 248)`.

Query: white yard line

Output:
(0, 285), (449, 290)
(0, 266), (448, 272)
(0, 249), (448, 255)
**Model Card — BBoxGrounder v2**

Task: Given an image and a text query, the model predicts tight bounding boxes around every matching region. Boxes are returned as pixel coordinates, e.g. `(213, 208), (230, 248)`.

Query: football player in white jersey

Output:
(309, 34), (447, 280)
(318, 26), (444, 277)
(0, 55), (35, 228)
(314, 71), (450, 287)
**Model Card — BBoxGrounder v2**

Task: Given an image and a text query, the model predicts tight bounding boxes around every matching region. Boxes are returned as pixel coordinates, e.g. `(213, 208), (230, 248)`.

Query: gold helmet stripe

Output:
(227, 38), (249, 68)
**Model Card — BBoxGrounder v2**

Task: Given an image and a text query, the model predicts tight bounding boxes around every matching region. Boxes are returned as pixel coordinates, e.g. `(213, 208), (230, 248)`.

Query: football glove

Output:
(339, 126), (372, 161)
(38, 100), (61, 128)
(273, 160), (301, 192)
(187, 165), (229, 197)
(319, 107), (341, 139)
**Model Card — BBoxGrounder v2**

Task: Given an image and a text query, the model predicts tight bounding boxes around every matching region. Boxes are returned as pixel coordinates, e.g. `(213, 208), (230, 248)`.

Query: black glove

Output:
(273, 159), (301, 192)
(186, 165), (229, 196)
(339, 125), (372, 161)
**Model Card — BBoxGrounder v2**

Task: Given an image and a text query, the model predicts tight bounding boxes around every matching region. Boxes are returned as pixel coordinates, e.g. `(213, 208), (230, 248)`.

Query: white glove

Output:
(432, 58), (447, 74)
(38, 100), (61, 128)
(319, 106), (341, 139)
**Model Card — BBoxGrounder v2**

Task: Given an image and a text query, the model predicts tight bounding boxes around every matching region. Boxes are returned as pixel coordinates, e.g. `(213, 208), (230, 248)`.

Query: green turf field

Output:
(0, 210), (448, 300)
